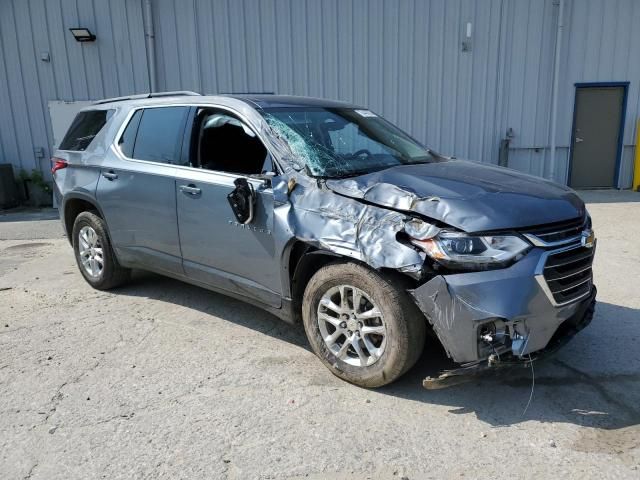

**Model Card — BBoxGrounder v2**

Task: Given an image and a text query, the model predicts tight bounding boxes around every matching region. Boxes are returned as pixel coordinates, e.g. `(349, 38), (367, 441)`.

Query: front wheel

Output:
(302, 262), (426, 388)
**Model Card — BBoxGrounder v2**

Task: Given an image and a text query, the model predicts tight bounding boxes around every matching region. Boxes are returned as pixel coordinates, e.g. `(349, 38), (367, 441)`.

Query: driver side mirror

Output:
(227, 178), (256, 224)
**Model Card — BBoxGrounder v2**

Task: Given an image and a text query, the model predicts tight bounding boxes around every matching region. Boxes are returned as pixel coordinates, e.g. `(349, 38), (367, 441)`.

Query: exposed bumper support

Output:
(409, 247), (596, 369)
(422, 287), (596, 389)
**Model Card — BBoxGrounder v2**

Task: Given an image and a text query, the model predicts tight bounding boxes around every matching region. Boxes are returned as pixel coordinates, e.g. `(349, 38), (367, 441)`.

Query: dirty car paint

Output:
(326, 160), (586, 232)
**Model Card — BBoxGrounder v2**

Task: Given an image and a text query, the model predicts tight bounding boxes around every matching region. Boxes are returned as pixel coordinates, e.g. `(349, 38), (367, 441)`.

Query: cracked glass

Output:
(262, 107), (433, 178)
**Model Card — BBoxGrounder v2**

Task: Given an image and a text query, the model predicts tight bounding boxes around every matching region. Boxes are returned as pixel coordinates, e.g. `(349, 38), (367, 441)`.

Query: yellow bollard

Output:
(634, 120), (640, 191)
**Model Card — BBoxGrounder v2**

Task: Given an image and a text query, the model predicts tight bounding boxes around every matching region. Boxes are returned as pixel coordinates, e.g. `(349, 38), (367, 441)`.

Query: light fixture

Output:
(461, 21), (472, 52)
(69, 28), (96, 42)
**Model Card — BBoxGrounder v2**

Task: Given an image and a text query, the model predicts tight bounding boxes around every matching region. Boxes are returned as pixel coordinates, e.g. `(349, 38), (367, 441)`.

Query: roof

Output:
(225, 94), (360, 109)
(85, 92), (361, 111)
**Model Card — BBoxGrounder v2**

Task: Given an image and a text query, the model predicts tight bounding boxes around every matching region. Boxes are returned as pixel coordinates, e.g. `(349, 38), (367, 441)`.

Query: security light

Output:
(69, 28), (96, 42)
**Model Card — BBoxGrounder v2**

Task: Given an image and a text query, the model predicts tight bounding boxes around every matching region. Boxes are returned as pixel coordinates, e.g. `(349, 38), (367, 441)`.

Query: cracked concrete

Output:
(1, 191), (639, 479)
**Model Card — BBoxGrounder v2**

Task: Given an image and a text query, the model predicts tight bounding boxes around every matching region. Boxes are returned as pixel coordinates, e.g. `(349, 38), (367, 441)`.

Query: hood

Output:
(325, 160), (585, 232)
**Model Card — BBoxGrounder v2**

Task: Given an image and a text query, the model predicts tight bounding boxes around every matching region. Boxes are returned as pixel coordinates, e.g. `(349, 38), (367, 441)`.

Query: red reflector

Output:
(51, 157), (68, 174)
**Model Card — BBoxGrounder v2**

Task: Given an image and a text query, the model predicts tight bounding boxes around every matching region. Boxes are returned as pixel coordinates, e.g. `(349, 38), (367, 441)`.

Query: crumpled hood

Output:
(325, 160), (586, 232)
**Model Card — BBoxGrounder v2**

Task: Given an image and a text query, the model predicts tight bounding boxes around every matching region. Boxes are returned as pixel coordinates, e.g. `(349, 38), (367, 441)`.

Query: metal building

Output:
(0, 0), (638, 189)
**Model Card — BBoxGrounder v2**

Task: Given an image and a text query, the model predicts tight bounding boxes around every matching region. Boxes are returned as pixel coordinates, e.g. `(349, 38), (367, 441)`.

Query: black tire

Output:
(72, 211), (130, 290)
(302, 262), (426, 388)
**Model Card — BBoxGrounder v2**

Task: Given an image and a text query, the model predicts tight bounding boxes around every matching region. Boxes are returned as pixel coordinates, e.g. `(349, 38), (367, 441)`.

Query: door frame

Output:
(568, 81), (629, 189)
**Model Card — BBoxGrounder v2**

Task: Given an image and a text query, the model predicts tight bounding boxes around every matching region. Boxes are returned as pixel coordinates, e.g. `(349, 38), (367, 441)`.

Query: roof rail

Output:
(93, 91), (201, 105)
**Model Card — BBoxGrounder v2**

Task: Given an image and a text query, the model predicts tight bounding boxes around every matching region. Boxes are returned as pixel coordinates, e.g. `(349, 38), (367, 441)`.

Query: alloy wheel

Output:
(78, 225), (104, 278)
(317, 284), (387, 367)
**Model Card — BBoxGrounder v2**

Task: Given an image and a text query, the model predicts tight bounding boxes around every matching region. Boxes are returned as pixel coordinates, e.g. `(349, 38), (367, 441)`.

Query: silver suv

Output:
(53, 92), (596, 388)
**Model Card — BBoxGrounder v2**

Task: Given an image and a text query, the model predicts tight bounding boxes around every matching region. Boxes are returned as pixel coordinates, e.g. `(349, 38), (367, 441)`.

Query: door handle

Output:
(179, 184), (201, 196)
(575, 137), (584, 143)
(102, 171), (118, 180)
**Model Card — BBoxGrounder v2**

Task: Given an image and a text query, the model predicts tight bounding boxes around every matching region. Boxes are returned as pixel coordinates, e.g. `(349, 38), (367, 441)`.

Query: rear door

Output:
(175, 108), (282, 307)
(96, 106), (189, 275)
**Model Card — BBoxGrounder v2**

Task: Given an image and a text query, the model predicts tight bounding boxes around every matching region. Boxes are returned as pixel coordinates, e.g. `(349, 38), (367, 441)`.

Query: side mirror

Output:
(227, 178), (256, 224)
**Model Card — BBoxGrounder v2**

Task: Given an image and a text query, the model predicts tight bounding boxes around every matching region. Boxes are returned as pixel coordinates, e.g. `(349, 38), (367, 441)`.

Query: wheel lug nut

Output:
(340, 322), (347, 329)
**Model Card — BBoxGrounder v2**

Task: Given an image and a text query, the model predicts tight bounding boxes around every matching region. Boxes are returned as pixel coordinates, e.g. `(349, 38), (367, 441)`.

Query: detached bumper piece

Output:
(422, 287), (596, 389)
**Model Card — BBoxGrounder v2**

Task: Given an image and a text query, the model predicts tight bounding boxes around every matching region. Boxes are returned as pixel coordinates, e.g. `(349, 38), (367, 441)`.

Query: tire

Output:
(302, 261), (426, 388)
(72, 211), (130, 290)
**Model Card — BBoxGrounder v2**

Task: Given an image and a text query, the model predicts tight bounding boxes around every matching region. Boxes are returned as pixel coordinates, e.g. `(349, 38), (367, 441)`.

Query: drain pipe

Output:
(548, 0), (565, 181)
(143, 0), (157, 92)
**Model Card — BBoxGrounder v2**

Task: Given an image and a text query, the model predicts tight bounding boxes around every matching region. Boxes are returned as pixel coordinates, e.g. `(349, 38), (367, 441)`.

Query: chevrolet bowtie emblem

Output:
(581, 230), (595, 248)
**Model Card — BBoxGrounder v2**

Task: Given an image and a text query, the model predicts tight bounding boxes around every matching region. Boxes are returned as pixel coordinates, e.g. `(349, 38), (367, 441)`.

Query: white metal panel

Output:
(47, 101), (93, 148)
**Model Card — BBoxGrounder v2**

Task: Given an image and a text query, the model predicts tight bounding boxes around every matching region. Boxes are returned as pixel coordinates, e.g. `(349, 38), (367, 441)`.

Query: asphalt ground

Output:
(1, 191), (639, 479)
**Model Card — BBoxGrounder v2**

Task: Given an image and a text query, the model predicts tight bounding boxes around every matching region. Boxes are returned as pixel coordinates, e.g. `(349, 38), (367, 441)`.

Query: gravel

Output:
(1, 191), (639, 479)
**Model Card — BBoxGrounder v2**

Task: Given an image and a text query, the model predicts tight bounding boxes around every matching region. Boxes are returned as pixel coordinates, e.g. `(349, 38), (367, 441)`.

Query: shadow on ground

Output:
(386, 301), (640, 434)
(119, 270), (309, 348)
(0, 207), (59, 222)
(117, 271), (640, 435)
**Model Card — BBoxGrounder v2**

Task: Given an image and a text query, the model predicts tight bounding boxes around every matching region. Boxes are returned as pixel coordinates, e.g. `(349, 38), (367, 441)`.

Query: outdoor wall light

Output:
(69, 28), (96, 42)
(461, 21), (472, 52)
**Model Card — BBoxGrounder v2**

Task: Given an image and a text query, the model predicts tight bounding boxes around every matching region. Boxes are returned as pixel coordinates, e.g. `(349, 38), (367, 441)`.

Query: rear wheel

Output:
(302, 262), (425, 388)
(72, 211), (130, 290)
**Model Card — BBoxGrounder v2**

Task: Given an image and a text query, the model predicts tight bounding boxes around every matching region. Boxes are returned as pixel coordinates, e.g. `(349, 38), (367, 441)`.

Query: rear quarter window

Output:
(118, 109), (143, 158)
(59, 109), (114, 151)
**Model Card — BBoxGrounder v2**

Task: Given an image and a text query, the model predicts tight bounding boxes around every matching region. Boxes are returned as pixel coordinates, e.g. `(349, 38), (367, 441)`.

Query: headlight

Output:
(410, 231), (530, 269)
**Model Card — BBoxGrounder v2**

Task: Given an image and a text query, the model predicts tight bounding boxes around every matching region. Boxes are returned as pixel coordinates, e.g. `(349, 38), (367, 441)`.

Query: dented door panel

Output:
(175, 168), (282, 308)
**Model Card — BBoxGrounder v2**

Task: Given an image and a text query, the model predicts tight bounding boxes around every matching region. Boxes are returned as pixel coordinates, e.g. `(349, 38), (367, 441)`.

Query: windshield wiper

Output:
(325, 164), (400, 179)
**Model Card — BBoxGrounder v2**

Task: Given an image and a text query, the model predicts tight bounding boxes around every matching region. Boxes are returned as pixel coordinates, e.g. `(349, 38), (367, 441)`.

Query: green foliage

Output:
(18, 169), (52, 194)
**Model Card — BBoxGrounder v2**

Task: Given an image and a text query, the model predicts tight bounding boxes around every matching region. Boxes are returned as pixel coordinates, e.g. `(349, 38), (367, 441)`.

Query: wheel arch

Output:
(284, 240), (398, 323)
(62, 193), (107, 245)
(283, 241), (339, 321)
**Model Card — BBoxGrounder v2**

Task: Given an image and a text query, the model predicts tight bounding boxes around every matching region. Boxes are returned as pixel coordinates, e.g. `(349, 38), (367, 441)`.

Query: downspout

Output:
(143, 0), (157, 92)
(548, 0), (565, 181)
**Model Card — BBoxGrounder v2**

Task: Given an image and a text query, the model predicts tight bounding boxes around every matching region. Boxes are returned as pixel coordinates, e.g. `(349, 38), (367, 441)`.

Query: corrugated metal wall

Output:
(0, 0), (638, 187)
(152, 0), (506, 170)
(0, 0), (150, 177)
(499, 0), (640, 185)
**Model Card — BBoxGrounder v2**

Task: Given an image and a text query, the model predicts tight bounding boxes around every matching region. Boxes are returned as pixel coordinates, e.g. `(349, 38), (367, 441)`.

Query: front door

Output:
(570, 85), (626, 188)
(175, 108), (282, 307)
(175, 170), (281, 307)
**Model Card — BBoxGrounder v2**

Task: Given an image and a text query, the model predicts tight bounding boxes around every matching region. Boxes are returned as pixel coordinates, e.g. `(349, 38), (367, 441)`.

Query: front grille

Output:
(543, 245), (594, 304)
(522, 216), (589, 245)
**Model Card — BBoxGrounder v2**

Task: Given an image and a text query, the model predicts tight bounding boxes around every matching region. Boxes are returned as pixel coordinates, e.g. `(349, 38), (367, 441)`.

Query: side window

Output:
(195, 108), (268, 175)
(118, 109), (142, 158)
(59, 109), (114, 151)
(123, 107), (188, 164)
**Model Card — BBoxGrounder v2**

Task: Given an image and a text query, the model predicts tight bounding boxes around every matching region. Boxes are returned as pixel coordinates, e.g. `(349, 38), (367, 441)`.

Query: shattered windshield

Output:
(262, 107), (433, 177)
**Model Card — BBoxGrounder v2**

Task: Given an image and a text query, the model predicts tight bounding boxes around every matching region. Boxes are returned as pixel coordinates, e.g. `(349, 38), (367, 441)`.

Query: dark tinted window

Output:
(59, 109), (114, 151)
(131, 107), (188, 163)
(196, 109), (268, 175)
(118, 109), (143, 158)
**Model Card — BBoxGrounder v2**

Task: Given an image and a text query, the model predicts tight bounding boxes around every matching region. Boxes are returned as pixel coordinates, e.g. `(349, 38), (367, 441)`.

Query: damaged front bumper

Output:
(410, 246), (596, 387)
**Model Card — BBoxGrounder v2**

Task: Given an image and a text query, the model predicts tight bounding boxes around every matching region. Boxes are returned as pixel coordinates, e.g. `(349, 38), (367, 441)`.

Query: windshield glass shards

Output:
(262, 107), (433, 178)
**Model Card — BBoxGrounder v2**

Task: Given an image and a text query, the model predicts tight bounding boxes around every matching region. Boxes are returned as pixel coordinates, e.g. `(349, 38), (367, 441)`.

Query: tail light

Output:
(51, 157), (68, 174)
